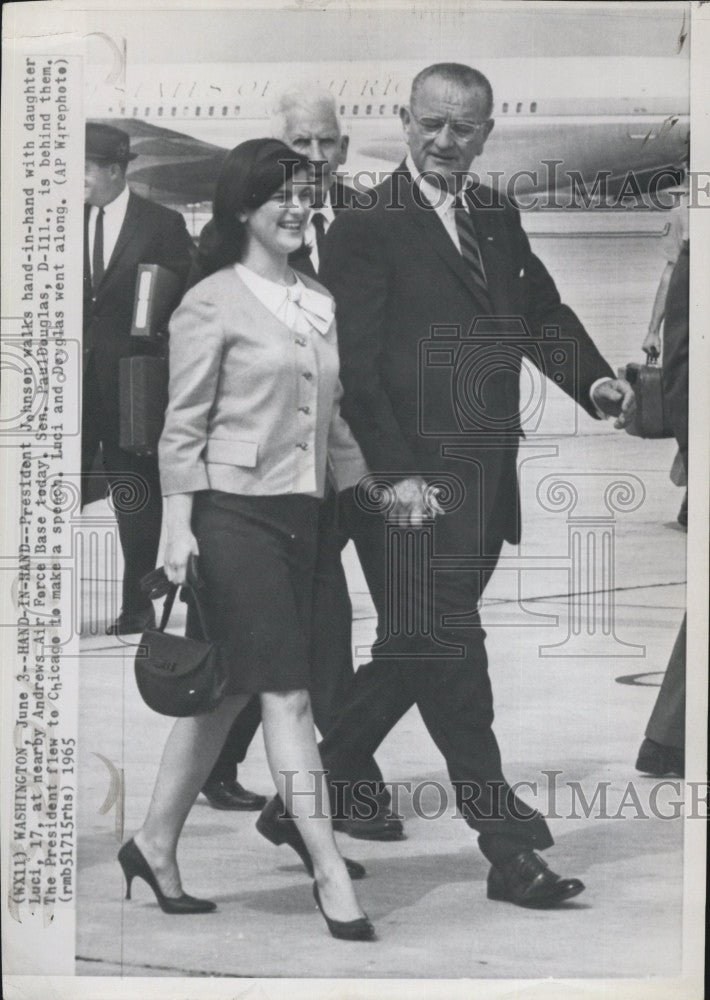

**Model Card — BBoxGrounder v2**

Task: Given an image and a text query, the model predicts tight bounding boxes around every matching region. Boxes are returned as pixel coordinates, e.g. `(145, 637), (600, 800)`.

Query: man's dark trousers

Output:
(81, 358), (163, 618)
(314, 487), (553, 865)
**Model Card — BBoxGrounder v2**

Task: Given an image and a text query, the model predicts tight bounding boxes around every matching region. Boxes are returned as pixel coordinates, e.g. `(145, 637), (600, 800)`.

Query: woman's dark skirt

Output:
(186, 490), (321, 694)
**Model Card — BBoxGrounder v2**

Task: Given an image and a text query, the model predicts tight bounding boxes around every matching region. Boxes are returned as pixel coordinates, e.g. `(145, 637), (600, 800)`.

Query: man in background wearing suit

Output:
(82, 123), (193, 635)
(636, 239), (688, 778)
(196, 91), (398, 839)
(259, 63), (636, 907)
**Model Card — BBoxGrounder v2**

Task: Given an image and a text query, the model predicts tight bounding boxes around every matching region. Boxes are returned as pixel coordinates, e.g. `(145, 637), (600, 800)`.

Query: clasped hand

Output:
(592, 377), (636, 429)
(391, 476), (445, 525)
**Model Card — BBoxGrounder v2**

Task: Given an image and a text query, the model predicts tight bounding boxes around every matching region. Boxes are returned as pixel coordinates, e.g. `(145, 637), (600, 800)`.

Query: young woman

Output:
(118, 139), (374, 941)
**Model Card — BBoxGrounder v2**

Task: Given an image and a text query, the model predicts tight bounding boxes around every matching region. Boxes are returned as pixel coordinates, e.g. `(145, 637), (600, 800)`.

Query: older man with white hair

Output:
(191, 87), (399, 845)
(269, 87), (351, 272)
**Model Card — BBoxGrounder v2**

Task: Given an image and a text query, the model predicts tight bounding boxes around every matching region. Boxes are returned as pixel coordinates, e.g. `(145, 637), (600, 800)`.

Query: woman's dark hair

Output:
(199, 138), (309, 275)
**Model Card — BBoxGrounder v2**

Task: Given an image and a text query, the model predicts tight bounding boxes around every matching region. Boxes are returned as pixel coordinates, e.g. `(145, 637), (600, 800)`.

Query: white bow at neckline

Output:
(285, 281), (334, 336)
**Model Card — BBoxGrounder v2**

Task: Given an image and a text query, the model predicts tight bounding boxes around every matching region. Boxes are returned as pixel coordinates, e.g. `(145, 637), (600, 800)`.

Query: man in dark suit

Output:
(258, 63), (637, 907)
(195, 91), (398, 838)
(636, 240), (688, 777)
(82, 123), (193, 635)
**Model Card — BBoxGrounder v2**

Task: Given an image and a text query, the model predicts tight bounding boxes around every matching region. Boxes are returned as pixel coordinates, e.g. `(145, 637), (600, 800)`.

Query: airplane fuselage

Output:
(86, 57), (689, 202)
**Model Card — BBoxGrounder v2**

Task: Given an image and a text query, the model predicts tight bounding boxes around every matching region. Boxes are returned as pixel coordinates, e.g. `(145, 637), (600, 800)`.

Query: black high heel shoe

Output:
(312, 883), (375, 941)
(118, 838), (216, 915)
(256, 799), (366, 880)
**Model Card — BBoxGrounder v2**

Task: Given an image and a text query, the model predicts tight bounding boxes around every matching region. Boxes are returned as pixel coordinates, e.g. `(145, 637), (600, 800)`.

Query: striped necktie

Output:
(454, 198), (492, 311)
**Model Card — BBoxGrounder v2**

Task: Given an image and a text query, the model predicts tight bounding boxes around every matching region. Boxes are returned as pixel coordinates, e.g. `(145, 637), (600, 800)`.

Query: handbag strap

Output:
(185, 584), (212, 641)
(155, 578), (212, 640)
(157, 584), (179, 632)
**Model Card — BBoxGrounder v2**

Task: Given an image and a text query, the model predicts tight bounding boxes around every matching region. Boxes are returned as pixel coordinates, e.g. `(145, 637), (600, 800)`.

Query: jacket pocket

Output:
(205, 437), (258, 467)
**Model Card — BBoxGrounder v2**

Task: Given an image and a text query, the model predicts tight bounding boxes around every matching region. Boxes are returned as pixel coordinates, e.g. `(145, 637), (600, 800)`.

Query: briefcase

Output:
(119, 354), (168, 456)
(619, 360), (674, 439)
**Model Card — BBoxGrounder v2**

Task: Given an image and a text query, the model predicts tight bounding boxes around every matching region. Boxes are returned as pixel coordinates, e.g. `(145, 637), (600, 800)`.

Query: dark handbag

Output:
(119, 354), (168, 457)
(134, 563), (228, 717)
(620, 359), (674, 439)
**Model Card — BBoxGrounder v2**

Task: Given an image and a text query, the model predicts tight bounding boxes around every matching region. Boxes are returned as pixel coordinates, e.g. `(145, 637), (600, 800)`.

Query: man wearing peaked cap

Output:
(82, 121), (194, 635)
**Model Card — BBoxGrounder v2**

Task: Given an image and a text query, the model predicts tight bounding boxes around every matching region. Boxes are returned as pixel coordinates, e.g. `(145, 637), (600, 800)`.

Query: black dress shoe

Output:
(256, 796), (366, 880)
(202, 778), (267, 811)
(636, 737), (685, 777)
(487, 850), (585, 908)
(332, 815), (406, 841)
(107, 606), (156, 636)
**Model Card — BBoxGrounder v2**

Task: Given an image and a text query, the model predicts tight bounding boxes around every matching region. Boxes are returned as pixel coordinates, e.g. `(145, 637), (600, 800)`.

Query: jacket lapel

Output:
(330, 178), (353, 214)
(399, 166), (491, 312)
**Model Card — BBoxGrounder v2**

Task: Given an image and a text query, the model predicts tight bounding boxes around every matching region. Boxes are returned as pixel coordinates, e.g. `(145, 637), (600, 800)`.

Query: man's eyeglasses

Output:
(408, 111), (490, 142)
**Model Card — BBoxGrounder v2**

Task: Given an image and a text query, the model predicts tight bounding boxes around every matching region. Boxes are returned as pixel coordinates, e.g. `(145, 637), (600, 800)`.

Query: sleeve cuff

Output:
(159, 466), (210, 496)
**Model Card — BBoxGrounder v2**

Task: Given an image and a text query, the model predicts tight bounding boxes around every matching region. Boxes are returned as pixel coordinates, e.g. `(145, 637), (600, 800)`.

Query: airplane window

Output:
(171, 107), (177, 116)
(158, 106), (163, 116)
(222, 106), (228, 115)
(516, 102), (522, 113)
(353, 105), (359, 115)
(145, 107), (150, 116)
(393, 104), (399, 114)
(209, 106), (214, 116)
(366, 104), (372, 115)
(379, 104), (385, 114)
(132, 107), (138, 117)
(502, 102), (508, 113)
(196, 106), (201, 116)
(531, 102), (537, 112)
(340, 104), (345, 115)
(234, 106), (240, 115)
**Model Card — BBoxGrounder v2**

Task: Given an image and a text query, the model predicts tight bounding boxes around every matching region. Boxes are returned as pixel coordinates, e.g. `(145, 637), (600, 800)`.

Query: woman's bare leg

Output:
(261, 689), (365, 922)
(133, 693), (250, 896)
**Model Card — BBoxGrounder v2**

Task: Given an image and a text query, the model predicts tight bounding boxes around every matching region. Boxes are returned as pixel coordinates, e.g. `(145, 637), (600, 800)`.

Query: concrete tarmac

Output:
(75, 214), (696, 982)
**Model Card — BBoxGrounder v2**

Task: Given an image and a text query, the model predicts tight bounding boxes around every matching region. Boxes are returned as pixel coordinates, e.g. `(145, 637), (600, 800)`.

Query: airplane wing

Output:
(91, 118), (228, 205)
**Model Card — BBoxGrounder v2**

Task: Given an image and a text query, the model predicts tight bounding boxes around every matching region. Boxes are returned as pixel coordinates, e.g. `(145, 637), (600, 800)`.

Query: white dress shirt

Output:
(87, 183), (130, 279)
(405, 153), (473, 253)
